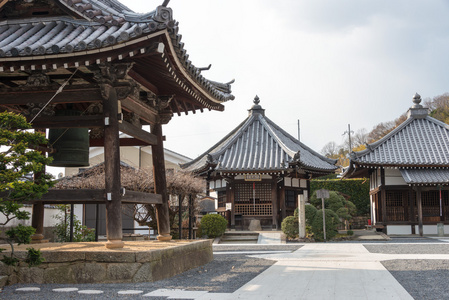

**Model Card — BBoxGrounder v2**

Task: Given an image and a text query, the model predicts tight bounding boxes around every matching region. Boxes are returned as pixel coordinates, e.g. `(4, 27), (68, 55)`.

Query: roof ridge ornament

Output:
(248, 95), (264, 116)
(407, 92), (429, 119)
(412, 92), (422, 108)
(254, 95), (260, 105)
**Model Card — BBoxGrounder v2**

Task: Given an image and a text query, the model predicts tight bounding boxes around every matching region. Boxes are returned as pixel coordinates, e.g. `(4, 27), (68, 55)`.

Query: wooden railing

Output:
(235, 203), (272, 216)
(386, 207), (407, 221)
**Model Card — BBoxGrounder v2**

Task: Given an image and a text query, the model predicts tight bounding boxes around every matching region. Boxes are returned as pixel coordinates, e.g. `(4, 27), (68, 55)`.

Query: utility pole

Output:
(342, 124), (354, 152)
(297, 120), (300, 141)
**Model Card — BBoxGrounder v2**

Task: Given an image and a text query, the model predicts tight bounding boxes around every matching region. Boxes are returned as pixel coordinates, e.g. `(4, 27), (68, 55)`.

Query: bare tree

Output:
(352, 128), (369, 148)
(321, 141), (340, 158)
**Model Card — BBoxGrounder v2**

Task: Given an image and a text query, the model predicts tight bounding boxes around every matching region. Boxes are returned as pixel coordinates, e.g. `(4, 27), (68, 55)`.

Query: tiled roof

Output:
(400, 168), (449, 185)
(182, 99), (337, 174)
(344, 94), (449, 183)
(0, 0), (234, 103)
(0, 2), (172, 56)
(350, 114), (449, 167)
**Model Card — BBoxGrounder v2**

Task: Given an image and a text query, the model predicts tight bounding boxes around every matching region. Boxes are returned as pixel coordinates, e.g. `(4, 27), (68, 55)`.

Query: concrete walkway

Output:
(257, 231), (283, 244)
(216, 244), (412, 300)
(193, 243), (449, 300)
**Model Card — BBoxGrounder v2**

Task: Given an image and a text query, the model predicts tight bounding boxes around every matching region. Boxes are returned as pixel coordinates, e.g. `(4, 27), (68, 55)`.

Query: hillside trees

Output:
(322, 92), (448, 167)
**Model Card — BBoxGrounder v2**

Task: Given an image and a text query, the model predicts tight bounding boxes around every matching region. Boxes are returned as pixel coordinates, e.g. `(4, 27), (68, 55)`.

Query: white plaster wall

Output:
(414, 225), (449, 235)
(386, 225), (412, 235)
(385, 169), (407, 186)
(0, 206), (61, 227)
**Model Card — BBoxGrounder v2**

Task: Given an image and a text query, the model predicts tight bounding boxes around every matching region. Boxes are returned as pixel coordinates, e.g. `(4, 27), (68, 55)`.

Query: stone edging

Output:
(0, 240), (213, 286)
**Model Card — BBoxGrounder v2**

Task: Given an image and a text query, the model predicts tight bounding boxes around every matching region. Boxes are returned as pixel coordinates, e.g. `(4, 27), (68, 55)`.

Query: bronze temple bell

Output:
(48, 109), (89, 167)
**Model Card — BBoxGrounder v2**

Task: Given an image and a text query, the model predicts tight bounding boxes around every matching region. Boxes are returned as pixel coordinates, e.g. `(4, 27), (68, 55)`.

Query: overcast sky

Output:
(122, 0), (449, 160)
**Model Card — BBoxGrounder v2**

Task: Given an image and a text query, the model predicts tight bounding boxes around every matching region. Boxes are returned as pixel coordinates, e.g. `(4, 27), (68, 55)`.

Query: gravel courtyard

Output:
(2, 240), (449, 299)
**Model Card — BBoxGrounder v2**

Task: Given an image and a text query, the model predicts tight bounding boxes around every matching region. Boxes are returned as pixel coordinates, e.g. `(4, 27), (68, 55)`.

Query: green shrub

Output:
(53, 206), (95, 242)
(200, 214), (227, 238)
(294, 204), (317, 227)
(25, 248), (45, 267)
(311, 209), (340, 241)
(281, 216), (299, 239)
(310, 191), (346, 211)
(336, 207), (352, 220)
(196, 223), (203, 238)
(347, 230), (354, 236)
(305, 205), (318, 226)
(310, 179), (370, 214)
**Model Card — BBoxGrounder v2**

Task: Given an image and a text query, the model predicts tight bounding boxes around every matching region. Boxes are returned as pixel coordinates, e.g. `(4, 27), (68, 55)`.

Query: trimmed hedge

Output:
(310, 179), (370, 214)
(295, 205), (317, 227)
(281, 216), (299, 239)
(200, 214), (227, 238)
(311, 209), (340, 241)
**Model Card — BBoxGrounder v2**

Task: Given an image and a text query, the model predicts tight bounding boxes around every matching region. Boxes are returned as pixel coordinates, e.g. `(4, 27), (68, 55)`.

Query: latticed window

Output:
(234, 182), (272, 216)
(285, 190), (296, 207)
(217, 191), (226, 208)
(234, 182), (271, 204)
(386, 191), (403, 207)
(385, 191), (406, 221)
(422, 191), (441, 218)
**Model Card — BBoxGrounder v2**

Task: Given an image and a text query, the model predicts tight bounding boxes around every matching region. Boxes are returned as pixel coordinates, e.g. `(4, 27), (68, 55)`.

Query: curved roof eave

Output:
(350, 117), (415, 160)
(0, 1), (234, 106)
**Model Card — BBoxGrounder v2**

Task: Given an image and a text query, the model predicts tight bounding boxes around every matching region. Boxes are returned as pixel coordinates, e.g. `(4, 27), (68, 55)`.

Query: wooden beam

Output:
(0, 0), (9, 10)
(128, 69), (159, 95)
(0, 86), (102, 105)
(31, 115), (103, 128)
(172, 98), (182, 116)
(122, 190), (162, 205)
(121, 97), (158, 125)
(16, 189), (162, 205)
(181, 100), (188, 115)
(119, 120), (158, 146)
(90, 138), (150, 147)
(189, 102), (196, 114)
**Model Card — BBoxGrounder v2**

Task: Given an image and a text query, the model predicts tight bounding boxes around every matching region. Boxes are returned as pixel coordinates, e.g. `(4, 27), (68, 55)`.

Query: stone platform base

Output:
(0, 239), (212, 287)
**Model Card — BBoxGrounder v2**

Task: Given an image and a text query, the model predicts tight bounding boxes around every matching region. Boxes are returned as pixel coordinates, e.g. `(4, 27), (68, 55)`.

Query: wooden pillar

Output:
(229, 180), (235, 229)
(409, 187), (415, 234)
(272, 176), (278, 230)
(178, 194), (183, 239)
(31, 130), (47, 243)
(188, 195), (193, 239)
(151, 123), (172, 241)
(30, 202), (45, 243)
(102, 84), (124, 249)
(380, 168), (387, 224)
(417, 187), (423, 236)
(280, 186), (286, 221)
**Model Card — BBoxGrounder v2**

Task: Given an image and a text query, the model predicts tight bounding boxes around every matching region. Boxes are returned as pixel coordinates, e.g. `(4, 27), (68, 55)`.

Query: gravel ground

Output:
(335, 237), (445, 244)
(213, 245), (303, 252)
(0, 246), (302, 300)
(364, 243), (449, 254)
(383, 259), (449, 300)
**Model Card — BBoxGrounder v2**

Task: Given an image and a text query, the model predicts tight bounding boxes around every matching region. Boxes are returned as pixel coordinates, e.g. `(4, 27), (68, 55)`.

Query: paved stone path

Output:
(9, 239), (449, 299)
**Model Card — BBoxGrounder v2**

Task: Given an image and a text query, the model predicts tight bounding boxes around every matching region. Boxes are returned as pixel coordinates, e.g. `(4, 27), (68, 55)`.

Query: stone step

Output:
(224, 231), (259, 236)
(219, 232), (259, 244)
(219, 239), (258, 244)
(221, 235), (259, 241)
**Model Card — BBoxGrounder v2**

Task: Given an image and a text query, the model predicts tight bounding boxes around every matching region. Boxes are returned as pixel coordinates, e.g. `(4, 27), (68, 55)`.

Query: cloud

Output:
(122, 0), (449, 158)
